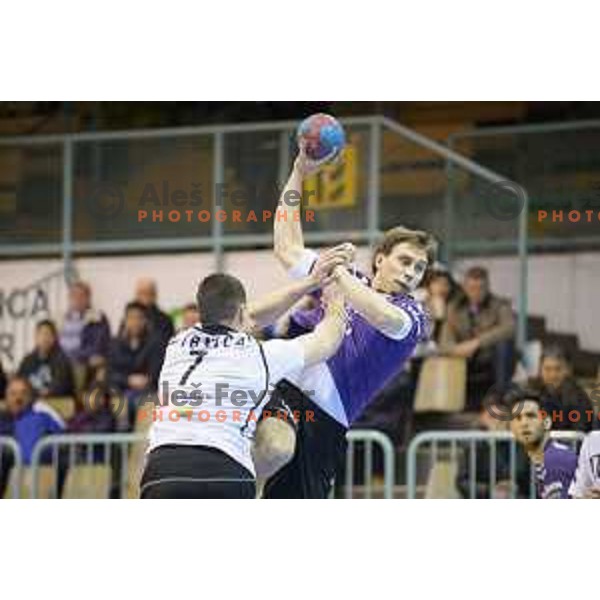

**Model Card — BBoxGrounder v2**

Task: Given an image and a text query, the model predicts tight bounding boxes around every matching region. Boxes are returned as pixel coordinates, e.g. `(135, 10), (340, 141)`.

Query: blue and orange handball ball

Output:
(297, 113), (346, 162)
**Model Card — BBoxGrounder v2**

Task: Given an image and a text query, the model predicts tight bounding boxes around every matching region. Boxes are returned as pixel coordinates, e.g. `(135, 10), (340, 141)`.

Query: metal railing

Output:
(29, 432), (146, 499)
(2, 428), (397, 499)
(406, 430), (584, 499)
(0, 437), (23, 499)
(343, 429), (396, 499)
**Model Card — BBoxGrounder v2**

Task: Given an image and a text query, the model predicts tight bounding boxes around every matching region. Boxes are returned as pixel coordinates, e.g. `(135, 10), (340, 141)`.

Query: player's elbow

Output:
(371, 306), (411, 339)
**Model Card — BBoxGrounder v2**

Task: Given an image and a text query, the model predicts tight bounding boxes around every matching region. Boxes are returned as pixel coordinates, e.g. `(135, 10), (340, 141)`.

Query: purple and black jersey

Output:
(288, 277), (429, 425)
(533, 440), (578, 499)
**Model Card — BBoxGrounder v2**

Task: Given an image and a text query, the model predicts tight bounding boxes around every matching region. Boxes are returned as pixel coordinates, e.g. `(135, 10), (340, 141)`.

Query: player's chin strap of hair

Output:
(239, 341), (270, 438)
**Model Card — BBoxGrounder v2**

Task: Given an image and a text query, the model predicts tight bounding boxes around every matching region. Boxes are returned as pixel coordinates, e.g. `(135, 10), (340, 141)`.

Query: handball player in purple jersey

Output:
(509, 390), (577, 499)
(253, 145), (437, 498)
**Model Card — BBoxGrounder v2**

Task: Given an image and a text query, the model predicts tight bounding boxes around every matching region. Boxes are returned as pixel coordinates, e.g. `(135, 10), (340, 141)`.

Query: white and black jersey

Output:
(147, 324), (305, 475)
(569, 431), (600, 498)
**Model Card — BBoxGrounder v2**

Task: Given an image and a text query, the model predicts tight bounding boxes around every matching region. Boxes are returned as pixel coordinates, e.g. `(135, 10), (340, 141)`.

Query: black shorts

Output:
(140, 445), (256, 499)
(262, 380), (347, 499)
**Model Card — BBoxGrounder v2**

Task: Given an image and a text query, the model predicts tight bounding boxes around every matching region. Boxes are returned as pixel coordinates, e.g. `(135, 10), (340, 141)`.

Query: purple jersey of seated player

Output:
(288, 271), (429, 425)
(533, 440), (578, 499)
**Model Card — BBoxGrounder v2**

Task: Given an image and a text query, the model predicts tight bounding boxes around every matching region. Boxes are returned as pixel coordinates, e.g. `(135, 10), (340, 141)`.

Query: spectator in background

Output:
(59, 281), (111, 391)
(69, 385), (115, 435)
(527, 346), (596, 432)
(68, 382), (116, 463)
(417, 265), (459, 344)
(181, 303), (200, 330)
(440, 266), (515, 411)
(0, 376), (65, 465)
(134, 278), (174, 347)
(108, 302), (162, 428)
(18, 320), (75, 398)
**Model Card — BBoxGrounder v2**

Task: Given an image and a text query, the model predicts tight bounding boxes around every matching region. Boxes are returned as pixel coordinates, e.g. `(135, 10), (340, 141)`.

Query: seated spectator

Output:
(0, 376), (65, 465)
(456, 394), (529, 499)
(527, 346), (596, 432)
(134, 278), (174, 347)
(416, 264), (459, 345)
(440, 266), (516, 411)
(69, 384), (115, 435)
(68, 383), (116, 463)
(180, 303), (200, 330)
(509, 388), (578, 498)
(59, 281), (111, 390)
(18, 320), (75, 398)
(108, 302), (162, 428)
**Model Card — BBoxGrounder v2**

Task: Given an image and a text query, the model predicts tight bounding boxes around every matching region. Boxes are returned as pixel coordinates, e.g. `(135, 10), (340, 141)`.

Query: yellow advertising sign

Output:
(303, 143), (357, 210)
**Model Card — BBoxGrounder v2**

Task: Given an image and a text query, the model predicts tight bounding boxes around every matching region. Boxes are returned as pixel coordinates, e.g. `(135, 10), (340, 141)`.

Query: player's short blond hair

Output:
(371, 226), (438, 274)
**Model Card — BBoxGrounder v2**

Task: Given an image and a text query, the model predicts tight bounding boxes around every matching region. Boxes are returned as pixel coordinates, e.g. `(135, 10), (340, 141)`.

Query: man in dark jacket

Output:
(440, 266), (516, 411)
(18, 320), (75, 398)
(133, 278), (174, 348)
(108, 301), (162, 429)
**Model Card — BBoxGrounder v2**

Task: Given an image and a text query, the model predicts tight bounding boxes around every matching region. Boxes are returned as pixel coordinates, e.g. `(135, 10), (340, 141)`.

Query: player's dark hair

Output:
(196, 274), (247, 326)
(505, 387), (543, 411)
(371, 226), (437, 275)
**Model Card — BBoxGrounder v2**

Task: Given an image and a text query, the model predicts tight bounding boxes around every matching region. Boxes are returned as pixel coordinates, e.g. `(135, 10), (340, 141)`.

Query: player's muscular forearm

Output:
(332, 265), (409, 338)
(274, 162), (305, 270)
(248, 276), (318, 328)
(300, 290), (347, 366)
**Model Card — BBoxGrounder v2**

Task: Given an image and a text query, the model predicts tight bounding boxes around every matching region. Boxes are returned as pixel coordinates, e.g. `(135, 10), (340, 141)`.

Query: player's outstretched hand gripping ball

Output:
(297, 113), (346, 162)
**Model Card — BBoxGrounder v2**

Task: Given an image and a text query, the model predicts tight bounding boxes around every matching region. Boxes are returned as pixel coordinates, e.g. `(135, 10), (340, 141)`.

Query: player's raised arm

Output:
(273, 152), (305, 269)
(273, 145), (329, 271)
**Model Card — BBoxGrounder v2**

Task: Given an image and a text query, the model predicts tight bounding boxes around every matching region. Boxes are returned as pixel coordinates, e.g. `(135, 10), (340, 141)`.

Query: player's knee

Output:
(252, 417), (296, 479)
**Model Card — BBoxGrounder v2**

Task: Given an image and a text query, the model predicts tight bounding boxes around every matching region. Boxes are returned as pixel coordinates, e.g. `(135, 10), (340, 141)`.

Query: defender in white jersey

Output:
(140, 272), (347, 499)
(569, 431), (600, 498)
